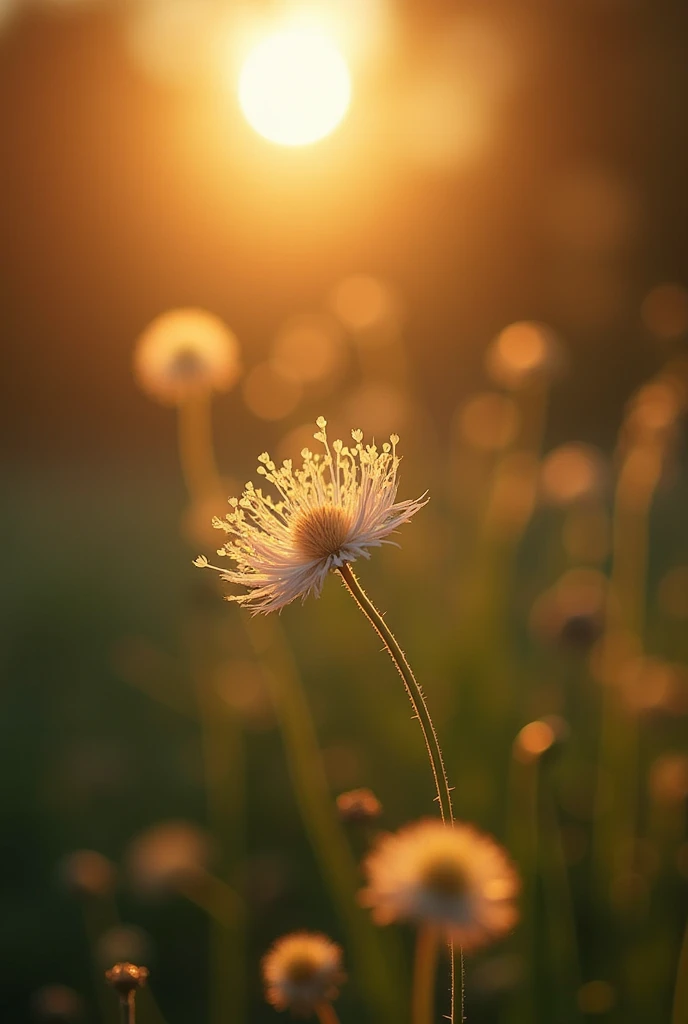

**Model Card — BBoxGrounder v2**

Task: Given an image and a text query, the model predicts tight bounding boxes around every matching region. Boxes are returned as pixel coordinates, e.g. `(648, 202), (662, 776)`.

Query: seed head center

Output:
(293, 505), (351, 561)
(422, 856), (469, 898)
(285, 955), (319, 985)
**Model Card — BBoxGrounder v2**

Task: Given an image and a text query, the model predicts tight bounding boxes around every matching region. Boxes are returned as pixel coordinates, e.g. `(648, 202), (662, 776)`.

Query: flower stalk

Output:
(412, 926), (440, 1024)
(336, 563), (453, 825)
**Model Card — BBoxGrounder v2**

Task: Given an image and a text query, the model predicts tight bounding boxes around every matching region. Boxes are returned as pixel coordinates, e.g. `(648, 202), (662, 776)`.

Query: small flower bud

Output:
(105, 963), (149, 1001)
(336, 788), (383, 824)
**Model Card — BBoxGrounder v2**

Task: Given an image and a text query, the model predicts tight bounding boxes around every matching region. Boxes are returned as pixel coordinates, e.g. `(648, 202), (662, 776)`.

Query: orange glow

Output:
(513, 721), (556, 763)
(242, 361), (302, 420)
(238, 28), (351, 146)
(641, 283), (688, 339)
(486, 321), (560, 389)
(458, 392), (519, 452)
(271, 314), (345, 384)
(329, 275), (400, 333)
(540, 443), (605, 505)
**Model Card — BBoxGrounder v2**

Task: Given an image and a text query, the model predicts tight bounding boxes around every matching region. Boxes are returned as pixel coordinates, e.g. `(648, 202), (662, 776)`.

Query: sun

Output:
(238, 28), (352, 147)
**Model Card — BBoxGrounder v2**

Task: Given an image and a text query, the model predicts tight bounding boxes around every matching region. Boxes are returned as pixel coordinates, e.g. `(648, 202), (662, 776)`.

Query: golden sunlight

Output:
(238, 28), (351, 146)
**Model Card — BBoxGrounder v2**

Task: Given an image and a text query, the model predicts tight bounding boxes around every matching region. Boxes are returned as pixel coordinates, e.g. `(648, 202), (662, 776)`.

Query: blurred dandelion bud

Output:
(329, 274), (402, 340)
(641, 283), (688, 341)
(648, 754), (688, 806)
(513, 716), (569, 765)
(485, 321), (563, 390)
(336, 788), (382, 824)
(104, 962), (147, 1003)
(270, 314), (346, 387)
(134, 308), (240, 406)
(360, 819), (519, 950)
(31, 986), (84, 1023)
(658, 565), (688, 619)
(125, 821), (213, 897)
(577, 980), (617, 1014)
(617, 656), (688, 715)
(96, 927), (152, 971)
(530, 569), (608, 651)
(262, 932), (346, 1015)
(456, 392), (519, 452)
(540, 443), (606, 506)
(58, 849), (116, 898)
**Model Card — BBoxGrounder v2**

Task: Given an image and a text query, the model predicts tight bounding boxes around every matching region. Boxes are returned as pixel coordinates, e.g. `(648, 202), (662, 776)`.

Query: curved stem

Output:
(336, 563), (458, 1023)
(413, 926), (440, 1024)
(337, 563), (453, 825)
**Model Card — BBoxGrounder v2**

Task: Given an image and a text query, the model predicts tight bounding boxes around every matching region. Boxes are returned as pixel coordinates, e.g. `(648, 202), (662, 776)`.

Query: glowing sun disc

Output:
(239, 29), (351, 146)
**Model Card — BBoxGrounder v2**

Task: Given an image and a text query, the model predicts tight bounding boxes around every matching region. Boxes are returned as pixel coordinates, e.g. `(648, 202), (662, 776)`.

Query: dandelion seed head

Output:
(360, 819), (519, 949)
(195, 418), (426, 613)
(134, 308), (240, 406)
(262, 932), (345, 1014)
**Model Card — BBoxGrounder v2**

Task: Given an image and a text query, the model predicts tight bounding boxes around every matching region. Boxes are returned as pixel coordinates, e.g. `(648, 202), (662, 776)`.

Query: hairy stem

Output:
(336, 563), (458, 1023)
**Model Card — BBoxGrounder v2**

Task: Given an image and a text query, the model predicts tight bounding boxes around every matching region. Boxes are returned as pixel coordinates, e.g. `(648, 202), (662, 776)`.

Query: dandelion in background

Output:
(262, 932), (345, 1021)
(360, 819), (519, 948)
(360, 819), (519, 1024)
(134, 308), (240, 406)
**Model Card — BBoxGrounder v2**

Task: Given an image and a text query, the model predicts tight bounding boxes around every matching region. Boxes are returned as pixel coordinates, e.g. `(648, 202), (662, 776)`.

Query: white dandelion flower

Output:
(262, 931), (345, 1015)
(195, 417), (427, 613)
(359, 819), (520, 951)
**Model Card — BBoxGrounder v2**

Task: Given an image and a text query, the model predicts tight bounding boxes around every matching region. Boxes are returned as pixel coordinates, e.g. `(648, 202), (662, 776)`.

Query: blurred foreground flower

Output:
(58, 849), (116, 897)
(134, 308), (240, 406)
(360, 819), (519, 950)
(262, 932), (345, 1017)
(31, 985), (83, 1023)
(195, 417), (425, 612)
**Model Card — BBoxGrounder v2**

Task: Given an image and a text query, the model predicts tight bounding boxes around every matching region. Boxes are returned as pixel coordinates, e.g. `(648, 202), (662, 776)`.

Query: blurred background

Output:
(1, 0), (687, 1021)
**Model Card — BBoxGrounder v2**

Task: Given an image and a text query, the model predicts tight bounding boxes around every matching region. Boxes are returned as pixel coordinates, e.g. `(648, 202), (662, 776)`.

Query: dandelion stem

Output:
(336, 562), (458, 1022)
(412, 926), (440, 1024)
(119, 993), (136, 1024)
(315, 1003), (342, 1024)
(337, 563), (453, 825)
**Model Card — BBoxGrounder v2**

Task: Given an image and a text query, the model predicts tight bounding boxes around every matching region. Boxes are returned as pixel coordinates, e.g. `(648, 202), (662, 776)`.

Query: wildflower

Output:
(336, 788), (382, 824)
(195, 417), (426, 613)
(360, 819), (519, 950)
(133, 308), (240, 406)
(262, 932), (345, 1015)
